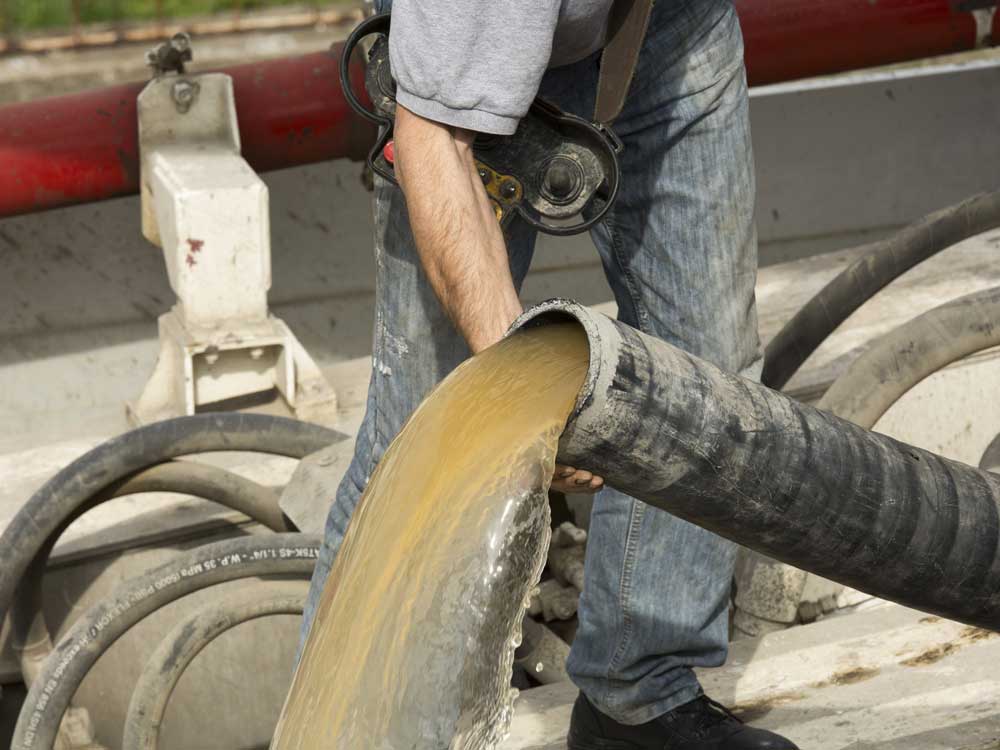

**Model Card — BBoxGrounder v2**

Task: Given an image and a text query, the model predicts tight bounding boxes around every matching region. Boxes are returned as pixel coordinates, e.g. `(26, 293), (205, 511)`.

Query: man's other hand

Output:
(552, 464), (604, 494)
(394, 105), (523, 354)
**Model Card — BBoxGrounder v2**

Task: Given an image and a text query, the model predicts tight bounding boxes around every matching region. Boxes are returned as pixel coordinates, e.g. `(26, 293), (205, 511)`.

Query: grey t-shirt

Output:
(389, 0), (614, 135)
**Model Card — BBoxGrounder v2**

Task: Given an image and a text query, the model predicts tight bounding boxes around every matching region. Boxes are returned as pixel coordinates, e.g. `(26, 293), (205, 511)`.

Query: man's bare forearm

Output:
(394, 106), (522, 354)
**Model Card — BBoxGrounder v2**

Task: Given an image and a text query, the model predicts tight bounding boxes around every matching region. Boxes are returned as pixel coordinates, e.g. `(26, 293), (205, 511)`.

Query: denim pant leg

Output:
(299, 182), (539, 643)
(557, 0), (763, 725)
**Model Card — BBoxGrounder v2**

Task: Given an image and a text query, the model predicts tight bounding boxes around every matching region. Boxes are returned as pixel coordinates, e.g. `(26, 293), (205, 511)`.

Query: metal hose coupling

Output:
(509, 299), (1000, 631)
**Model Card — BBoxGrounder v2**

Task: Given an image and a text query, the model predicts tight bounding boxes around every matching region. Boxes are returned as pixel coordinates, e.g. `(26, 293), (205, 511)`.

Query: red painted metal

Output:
(737, 0), (991, 86)
(0, 43), (372, 218)
(0, 1), (997, 218)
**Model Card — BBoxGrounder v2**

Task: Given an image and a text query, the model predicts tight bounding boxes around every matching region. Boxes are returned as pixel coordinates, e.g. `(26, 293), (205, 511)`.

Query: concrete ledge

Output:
(502, 603), (1000, 750)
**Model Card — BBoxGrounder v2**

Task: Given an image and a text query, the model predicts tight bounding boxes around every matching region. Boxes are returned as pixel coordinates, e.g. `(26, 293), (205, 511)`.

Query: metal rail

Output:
(0, 43), (373, 218)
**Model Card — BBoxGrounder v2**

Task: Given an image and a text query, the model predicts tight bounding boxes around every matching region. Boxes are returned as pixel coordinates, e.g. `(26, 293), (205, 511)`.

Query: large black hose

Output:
(514, 300), (1000, 630)
(122, 582), (309, 750)
(11, 533), (320, 750)
(735, 286), (1000, 632)
(0, 413), (341, 647)
(11, 460), (293, 687)
(103, 460), (293, 532)
(762, 190), (1000, 391)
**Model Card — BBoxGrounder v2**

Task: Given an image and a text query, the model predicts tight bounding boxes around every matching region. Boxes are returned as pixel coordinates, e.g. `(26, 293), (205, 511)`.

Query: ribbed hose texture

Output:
(515, 301), (1000, 631)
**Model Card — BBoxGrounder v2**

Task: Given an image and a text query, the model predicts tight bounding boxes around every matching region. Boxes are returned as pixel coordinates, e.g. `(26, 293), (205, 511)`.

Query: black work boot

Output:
(566, 691), (799, 749)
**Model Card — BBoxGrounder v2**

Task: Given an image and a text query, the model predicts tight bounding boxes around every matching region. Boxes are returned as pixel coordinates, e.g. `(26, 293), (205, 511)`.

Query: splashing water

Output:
(271, 323), (589, 749)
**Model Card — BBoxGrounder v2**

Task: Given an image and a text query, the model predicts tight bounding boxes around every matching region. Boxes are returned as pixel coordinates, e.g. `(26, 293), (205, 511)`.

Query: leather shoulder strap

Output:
(594, 0), (654, 125)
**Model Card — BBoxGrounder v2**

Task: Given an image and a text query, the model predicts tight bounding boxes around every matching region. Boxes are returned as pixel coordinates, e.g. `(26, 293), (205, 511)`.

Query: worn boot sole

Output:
(567, 733), (645, 750)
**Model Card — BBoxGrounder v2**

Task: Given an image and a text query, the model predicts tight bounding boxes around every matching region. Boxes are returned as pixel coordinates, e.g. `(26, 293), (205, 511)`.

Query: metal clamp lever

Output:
(339, 13), (623, 236)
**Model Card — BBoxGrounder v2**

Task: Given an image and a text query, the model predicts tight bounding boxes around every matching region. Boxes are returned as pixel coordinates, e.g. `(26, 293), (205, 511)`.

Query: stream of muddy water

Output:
(271, 323), (589, 749)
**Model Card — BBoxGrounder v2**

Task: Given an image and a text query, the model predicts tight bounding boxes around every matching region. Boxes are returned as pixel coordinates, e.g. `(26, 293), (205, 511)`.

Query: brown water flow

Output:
(271, 323), (589, 749)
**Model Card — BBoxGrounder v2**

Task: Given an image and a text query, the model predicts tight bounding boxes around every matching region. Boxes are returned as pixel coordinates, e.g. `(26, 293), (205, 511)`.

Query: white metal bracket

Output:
(129, 72), (337, 425)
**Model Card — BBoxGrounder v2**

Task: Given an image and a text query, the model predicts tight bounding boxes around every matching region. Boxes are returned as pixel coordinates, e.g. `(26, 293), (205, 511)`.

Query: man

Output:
(303, 1), (798, 748)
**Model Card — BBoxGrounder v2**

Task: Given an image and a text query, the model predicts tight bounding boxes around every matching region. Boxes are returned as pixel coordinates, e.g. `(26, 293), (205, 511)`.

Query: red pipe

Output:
(737, 0), (994, 86)
(0, 43), (373, 218)
(0, 1), (996, 218)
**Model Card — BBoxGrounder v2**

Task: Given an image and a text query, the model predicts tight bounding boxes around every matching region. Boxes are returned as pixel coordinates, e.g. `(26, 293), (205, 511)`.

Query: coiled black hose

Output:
(983, 434), (1000, 473)
(818, 285), (1000, 427)
(763, 190), (1000, 391)
(0, 413), (341, 649)
(11, 533), (320, 750)
(11, 460), (294, 687)
(122, 582), (309, 750)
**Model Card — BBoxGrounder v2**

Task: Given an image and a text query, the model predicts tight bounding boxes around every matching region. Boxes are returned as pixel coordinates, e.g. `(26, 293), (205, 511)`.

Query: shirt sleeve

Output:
(388, 0), (562, 135)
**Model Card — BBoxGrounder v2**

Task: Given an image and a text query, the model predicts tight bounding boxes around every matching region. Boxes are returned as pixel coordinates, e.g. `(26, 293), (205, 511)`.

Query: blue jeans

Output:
(303, 0), (762, 725)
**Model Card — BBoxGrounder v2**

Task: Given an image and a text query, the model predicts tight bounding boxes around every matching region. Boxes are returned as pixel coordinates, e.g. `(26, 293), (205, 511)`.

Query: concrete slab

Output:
(502, 604), (1000, 750)
(4, 246), (994, 576)
(4, 228), (999, 685)
(2, 161), (999, 747)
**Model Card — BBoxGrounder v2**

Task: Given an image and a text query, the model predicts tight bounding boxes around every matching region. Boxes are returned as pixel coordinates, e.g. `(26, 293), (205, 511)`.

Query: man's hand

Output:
(552, 465), (604, 494)
(394, 105), (603, 493)
(394, 105), (523, 354)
